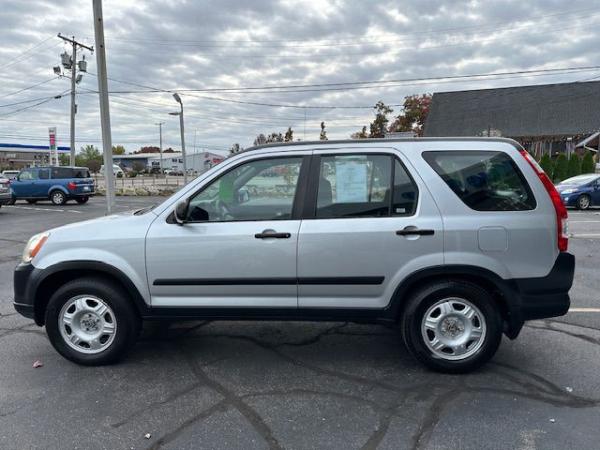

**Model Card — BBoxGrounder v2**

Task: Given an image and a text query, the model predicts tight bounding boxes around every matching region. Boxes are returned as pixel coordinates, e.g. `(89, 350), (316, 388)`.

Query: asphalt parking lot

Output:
(1, 197), (599, 450)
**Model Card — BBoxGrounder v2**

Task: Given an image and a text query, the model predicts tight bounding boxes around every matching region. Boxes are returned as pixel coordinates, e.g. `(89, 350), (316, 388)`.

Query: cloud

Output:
(0, 0), (599, 154)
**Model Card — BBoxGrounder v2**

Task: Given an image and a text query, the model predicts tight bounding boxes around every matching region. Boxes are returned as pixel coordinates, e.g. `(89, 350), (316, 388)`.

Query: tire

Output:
(576, 194), (591, 210)
(50, 190), (66, 206)
(44, 276), (141, 366)
(75, 196), (89, 204)
(6, 196), (15, 205)
(400, 280), (502, 374)
(26, 199), (37, 204)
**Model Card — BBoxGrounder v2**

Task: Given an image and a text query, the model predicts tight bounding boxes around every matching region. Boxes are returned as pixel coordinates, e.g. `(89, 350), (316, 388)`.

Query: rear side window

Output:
(315, 154), (418, 218)
(50, 167), (89, 178)
(423, 151), (536, 211)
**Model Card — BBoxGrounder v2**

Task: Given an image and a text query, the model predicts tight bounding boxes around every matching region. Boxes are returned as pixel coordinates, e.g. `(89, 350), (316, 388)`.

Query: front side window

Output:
(186, 157), (303, 222)
(315, 154), (418, 218)
(423, 151), (536, 211)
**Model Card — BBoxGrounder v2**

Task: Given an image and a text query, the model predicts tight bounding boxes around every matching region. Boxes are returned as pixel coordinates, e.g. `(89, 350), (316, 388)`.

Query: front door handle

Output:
(396, 228), (435, 236)
(255, 231), (291, 239)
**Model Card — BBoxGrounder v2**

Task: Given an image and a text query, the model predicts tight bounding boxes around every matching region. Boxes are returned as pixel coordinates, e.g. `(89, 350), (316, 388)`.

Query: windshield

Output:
(559, 175), (598, 186)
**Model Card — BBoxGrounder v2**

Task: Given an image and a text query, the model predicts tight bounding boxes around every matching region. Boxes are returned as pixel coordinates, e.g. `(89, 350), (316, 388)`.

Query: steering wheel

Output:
(214, 199), (233, 220)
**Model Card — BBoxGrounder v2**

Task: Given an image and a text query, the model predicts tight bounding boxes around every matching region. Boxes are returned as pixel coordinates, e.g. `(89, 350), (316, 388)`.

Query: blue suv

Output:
(556, 173), (600, 210)
(9, 166), (95, 206)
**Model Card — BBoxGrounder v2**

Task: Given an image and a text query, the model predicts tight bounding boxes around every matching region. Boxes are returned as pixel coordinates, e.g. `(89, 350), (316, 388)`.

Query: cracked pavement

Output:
(1, 197), (599, 449)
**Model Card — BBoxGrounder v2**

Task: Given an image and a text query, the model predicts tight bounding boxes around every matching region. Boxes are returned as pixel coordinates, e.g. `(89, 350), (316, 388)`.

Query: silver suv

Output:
(13, 138), (574, 373)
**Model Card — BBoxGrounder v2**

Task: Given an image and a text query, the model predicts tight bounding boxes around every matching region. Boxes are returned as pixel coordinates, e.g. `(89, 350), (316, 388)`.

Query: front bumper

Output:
(13, 263), (36, 320)
(0, 191), (11, 204)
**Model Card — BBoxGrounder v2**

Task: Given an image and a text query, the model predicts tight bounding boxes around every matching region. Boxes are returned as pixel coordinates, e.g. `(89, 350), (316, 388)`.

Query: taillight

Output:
(67, 182), (76, 190)
(519, 150), (568, 252)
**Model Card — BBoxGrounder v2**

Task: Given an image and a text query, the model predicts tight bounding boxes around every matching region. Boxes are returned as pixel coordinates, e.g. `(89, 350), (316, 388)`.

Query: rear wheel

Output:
(577, 194), (591, 210)
(6, 196), (16, 205)
(45, 277), (141, 365)
(401, 280), (502, 373)
(50, 190), (66, 206)
(75, 196), (89, 204)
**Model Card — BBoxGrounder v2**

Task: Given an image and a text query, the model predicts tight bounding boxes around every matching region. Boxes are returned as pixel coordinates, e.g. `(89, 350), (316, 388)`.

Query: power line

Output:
(0, 77), (60, 100)
(0, 89), (69, 117)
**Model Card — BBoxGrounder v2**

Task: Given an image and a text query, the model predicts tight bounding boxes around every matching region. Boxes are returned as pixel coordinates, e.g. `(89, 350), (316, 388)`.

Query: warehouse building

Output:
(0, 143), (70, 169)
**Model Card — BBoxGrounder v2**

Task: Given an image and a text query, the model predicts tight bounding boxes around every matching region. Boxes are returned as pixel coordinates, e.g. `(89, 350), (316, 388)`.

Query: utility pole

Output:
(92, 0), (115, 214)
(57, 34), (93, 166)
(155, 122), (164, 174)
(170, 93), (187, 185)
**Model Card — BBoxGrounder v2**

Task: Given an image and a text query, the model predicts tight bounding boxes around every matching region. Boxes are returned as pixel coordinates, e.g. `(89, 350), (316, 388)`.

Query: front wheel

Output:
(50, 190), (66, 206)
(45, 277), (141, 365)
(577, 194), (591, 210)
(400, 280), (502, 373)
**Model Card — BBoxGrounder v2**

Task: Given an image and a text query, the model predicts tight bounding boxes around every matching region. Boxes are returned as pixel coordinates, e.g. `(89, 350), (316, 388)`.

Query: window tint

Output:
(186, 157), (303, 222)
(315, 154), (417, 219)
(423, 151), (536, 211)
(51, 167), (74, 179)
(38, 169), (50, 180)
(19, 169), (36, 180)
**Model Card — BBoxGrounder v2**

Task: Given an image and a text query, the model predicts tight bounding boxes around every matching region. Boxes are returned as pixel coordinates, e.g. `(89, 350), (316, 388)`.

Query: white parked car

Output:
(1, 170), (19, 180)
(100, 164), (124, 178)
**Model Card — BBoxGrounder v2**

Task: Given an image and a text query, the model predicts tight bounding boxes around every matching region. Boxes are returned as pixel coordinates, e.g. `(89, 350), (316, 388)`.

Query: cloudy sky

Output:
(1, 0), (599, 156)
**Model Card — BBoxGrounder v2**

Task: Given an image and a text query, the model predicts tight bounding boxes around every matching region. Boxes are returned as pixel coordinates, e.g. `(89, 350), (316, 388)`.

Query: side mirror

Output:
(174, 200), (189, 225)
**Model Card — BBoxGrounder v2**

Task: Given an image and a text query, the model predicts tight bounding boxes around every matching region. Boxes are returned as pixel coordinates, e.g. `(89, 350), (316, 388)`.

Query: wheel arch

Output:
(387, 265), (520, 337)
(49, 185), (69, 196)
(32, 261), (149, 325)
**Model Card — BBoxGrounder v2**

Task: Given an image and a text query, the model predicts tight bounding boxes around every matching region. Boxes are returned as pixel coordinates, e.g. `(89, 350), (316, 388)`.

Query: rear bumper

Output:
(512, 252), (574, 322)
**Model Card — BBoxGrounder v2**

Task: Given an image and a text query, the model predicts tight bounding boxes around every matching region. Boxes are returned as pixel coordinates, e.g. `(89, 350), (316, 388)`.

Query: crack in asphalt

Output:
(409, 389), (459, 450)
(525, 322), (600, 347)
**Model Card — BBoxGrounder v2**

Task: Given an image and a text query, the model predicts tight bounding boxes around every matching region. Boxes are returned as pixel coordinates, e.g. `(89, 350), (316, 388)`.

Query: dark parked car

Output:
(556, 173), (600, 210)
(9, 166), (95, 206)
(0, 176), (11, 207)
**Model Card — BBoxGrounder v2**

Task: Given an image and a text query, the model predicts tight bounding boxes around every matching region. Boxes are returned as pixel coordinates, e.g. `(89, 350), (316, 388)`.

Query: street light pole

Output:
(170, 93), (187, 184)
(155, 122), (164, 175)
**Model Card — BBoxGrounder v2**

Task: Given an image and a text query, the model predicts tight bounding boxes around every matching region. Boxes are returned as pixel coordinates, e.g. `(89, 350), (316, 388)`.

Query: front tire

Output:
(577, 194), (591, 210)
(400, 280), (502, 373)
(45, 277), (141, 365)
(50, 190), (66, 206)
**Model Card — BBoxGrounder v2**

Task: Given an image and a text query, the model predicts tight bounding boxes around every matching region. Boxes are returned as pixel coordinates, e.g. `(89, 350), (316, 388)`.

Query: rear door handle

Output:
(396, 228), (435, 236)
(255, 231), (291, 239)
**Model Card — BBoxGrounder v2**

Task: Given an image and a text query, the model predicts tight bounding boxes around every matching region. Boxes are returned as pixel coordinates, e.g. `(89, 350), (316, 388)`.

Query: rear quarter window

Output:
(423, 151), (536, 211)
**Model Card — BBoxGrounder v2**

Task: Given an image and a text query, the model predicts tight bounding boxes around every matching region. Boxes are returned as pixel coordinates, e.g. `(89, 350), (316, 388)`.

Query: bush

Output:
(126, 171), (137, 178)
(567, 154), (581, 178)
(553, 154), (568, 182)
(539, 154), (554, 178)
(581, 152), (595, 174)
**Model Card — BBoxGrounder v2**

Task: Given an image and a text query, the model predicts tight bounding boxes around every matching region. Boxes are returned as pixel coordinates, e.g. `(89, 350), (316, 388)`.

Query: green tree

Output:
(539, 154), (554, 178)
(320, 122), (328, 141)
(369, 101), (393, 138)
(553, 154), (568, 182)
(112, 145), (126, 155)
(567, 154), (581, 178)
(284, 127), (294, 142)
(388, 94), (432, 136)
(582, 152), (595, 174)
(58, 154), (69, 166)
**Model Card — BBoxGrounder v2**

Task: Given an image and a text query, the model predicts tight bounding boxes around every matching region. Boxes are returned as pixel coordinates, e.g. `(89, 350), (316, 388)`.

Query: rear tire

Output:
(400, 280), (502, 374)
(6, 196), (16, 205)
(577, 194), (591, 210)
(50, 190), (66, 206)
(45, 277), (141, 365)
(75, 196), (89, 204)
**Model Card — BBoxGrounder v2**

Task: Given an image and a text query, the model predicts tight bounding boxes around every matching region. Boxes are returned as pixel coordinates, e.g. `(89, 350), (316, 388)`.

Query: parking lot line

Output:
(570, 233), (600, 238)
(569, 307), (600, 312)
(4, 205), (82, 214)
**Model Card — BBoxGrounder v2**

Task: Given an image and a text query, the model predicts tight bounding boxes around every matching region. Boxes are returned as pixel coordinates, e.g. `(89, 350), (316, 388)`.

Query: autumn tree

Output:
(112, 145), (126, 155)
(351, 126), (368, 139)
(369, 101), (393, 138)
(135, 146), (160, 154)
(388, 94), (432, 137)
(320, 122), (328, 140)
(75, 145), (102, 172)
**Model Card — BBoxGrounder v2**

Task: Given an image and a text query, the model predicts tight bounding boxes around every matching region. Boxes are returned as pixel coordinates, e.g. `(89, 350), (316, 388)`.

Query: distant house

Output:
(423, 81), (600, 157)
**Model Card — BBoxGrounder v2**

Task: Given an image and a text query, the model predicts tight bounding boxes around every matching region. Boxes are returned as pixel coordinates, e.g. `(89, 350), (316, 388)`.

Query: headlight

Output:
(22, 232), (49, 264)
(561, 189), (576, 194)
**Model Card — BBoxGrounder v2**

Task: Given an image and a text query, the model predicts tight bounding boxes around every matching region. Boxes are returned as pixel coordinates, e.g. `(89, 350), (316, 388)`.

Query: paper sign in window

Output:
(335, 161), (368, 203)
